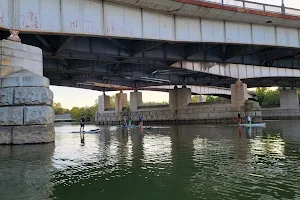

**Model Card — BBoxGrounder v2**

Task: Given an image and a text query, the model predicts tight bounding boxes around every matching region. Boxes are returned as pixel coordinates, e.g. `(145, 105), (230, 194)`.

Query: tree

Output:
(53, 102), (69, 115)
(142, 101), (168, 106)
(191, 95), (198, 103)
(110, 95), (116, 108)
(255, 87), (280, 108)
(70, 107), (81, 120)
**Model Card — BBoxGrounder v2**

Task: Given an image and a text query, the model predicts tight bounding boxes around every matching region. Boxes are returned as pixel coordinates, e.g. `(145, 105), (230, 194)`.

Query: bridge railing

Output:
(196, 0), (300, 17)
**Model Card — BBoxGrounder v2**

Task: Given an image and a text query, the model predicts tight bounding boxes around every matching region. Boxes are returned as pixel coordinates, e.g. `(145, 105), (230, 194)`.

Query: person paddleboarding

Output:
(80, 115), (85, 132)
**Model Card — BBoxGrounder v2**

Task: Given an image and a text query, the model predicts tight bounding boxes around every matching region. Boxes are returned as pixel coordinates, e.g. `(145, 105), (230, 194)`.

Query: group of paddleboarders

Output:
(123, 116), (143, 127)
(238, 112), (253, 125)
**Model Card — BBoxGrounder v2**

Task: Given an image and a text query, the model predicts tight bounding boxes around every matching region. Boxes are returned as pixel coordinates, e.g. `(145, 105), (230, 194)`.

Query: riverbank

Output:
(96, 101), (262, 125)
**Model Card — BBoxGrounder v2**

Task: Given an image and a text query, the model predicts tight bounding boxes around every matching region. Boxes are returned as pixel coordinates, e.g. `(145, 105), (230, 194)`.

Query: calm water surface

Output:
(1, 121), (300, 200)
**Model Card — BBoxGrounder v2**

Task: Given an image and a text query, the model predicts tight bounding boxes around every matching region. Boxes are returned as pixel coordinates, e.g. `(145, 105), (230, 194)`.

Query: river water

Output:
(1, 121), (300, 200)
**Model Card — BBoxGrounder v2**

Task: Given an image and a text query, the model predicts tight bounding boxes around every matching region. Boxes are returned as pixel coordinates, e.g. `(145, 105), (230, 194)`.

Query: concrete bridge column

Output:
(115, 91), (128, 112)
(279, 88), (299, 108)
(198, 95), (206, 103)
(98, 93), (111, 113)
(130, 91), (142, 111)
(169, 87), (191, 110)
(231, 80), (248, 108)
(0, 37), (55, 144)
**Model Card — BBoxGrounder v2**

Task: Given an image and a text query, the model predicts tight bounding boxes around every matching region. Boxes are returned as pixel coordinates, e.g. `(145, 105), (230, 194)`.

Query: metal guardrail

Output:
(196, 0), (300, 17)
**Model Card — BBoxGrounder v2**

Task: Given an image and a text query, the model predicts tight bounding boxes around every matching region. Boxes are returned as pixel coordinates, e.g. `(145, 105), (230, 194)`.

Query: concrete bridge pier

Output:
(98, 93), (111, 113)
(130, 91), (142, 111)
(116, 91), (128, 112)
(169, 86), (191, 110)
(279, 88), (299, 108)
(231, 80), (248, 108)
(0, 37), (55, 144)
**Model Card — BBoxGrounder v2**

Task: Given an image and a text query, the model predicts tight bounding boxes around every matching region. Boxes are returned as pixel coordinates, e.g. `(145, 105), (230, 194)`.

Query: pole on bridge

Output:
(281, 0), (285, 14)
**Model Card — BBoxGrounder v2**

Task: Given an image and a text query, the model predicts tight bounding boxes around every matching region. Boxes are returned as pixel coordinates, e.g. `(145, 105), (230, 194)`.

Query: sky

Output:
(51, 0), (299, 109)
(50, 86), (169, 109)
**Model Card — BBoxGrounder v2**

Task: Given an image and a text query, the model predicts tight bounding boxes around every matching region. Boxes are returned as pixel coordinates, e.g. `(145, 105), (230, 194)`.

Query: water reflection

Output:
(0, 144), (54, 200)
(1, 122), (300, 199)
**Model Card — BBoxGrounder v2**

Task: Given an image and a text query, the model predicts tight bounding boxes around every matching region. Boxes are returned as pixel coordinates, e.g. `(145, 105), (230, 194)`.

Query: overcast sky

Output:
(51, 0), (299, 109)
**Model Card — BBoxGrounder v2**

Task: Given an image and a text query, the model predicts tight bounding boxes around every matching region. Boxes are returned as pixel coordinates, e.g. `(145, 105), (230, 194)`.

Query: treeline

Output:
(191, 87), (293, 108)
(53, 101), (98, 121)
(255, 87), (280, 108)
(191, 95), (228, 103)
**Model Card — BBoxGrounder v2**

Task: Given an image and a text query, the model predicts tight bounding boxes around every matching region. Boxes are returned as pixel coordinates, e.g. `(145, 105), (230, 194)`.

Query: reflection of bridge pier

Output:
(0, 144), (55, 199)
(169, 126), (195, 198)
(116, 128), (129, 164)
(130, 131), (144, 171)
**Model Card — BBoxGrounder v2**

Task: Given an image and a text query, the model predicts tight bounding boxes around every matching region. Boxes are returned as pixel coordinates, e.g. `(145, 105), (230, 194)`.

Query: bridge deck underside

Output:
(2, 30), (300, 90)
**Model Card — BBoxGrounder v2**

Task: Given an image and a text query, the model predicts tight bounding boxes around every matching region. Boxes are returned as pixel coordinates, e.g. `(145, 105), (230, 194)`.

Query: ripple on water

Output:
(2, 122), (300, 199)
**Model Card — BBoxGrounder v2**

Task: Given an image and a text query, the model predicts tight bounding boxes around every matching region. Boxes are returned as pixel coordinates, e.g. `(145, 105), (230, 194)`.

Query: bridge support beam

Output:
(231, 80), (248, 108)
(130, 91), (142, 111)
(0, 39), (55, 144)
(98, 93), (111, 113)
(115, 91), (128, 112)
(279, 88), (299, 108)
(169, 87), (191, 110)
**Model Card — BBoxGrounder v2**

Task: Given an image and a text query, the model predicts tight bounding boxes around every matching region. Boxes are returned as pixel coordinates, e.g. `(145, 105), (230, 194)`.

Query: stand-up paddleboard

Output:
(71, 129), (100, 134)
(240, 123), (266, 127)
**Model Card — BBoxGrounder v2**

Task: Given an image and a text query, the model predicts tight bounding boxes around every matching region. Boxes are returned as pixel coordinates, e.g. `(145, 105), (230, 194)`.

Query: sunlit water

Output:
(1, 121), (300, 200)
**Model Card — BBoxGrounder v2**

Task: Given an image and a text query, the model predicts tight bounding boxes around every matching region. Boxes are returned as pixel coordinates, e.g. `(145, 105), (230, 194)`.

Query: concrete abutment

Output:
(0, 39), (55, 145)
(279, 88), (299, 109)
(96, 85), (262, 125)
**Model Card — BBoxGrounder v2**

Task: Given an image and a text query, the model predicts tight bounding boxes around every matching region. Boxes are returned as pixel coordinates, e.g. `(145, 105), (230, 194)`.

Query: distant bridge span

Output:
(141, 85), (256, 100)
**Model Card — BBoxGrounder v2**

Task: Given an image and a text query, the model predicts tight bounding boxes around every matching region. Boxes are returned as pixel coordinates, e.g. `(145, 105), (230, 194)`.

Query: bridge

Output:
(1, 0), (300, 144)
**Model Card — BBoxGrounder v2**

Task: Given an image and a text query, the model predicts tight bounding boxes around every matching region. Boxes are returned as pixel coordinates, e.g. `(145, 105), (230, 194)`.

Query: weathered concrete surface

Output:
(0, 127), (12, 144)
(0, 88), (13, 106)
(130, 91), (143, 111)
(98, 94), (111, 113)
(12, 125), (55, 144)
(0, 107), (23, 125)
(262, 108), (300, 120)
(0, 65), (22, 78)
(0, 40), (43, 76)
(231, 80), (248, 108)
(24, 106), (55, 125)
(169, 88), (191, 110)
(14, 87), (53, 106)
(280, 89), (299, 109)
(0, 70), (49, 88)
(115, 92), (128, 112)
(0, 40), (55, 145)
(96, 101), (262, 125)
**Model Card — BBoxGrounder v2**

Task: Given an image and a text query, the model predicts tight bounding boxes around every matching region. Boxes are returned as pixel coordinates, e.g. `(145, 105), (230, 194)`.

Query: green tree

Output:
(53, 102), (69, 115)
(69, 99), (99, 121)
(143, 101), (168, 106)
(255, 87), (280, 108)
(110, 95), (116, 108)
(70, 107), (81, 121)
(191, 95), (198, 103)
